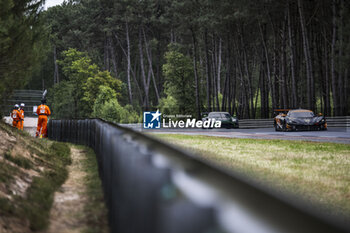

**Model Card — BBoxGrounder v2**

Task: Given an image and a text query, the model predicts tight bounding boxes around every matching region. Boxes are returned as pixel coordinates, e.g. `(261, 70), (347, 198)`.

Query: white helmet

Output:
(20, 103), (25, 107)
(14, 104), (19, 108)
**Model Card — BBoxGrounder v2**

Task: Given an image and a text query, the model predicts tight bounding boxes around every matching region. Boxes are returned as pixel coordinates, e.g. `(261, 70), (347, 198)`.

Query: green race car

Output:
(202, 112), (239, 129)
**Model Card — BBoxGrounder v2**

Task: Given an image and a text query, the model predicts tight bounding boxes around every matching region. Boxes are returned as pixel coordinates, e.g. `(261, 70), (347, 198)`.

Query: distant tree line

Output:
(28, 0), (350, 118)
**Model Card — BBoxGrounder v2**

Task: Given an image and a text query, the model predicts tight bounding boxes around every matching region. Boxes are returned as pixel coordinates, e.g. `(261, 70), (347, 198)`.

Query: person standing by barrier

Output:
(36, 99), (51, 138)
(11, 104), (21, 129)
(18, 103), (25, 130)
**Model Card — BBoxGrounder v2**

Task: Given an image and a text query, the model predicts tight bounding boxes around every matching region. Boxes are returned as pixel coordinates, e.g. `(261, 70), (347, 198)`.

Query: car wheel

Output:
(282, 122), (287, 132)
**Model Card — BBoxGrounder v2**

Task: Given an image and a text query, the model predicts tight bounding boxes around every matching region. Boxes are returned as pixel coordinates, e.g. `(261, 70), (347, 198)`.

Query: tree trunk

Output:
(104, 35), (110, 71)
(53, 45), (59, 84)
(239, 26), (253, 118)
(324, 36), (330, 116)
(287, 2), (297, 108)
(126, 22), (133, 105)
(298, 0), (314, 110)
(191, 29), (201, 119)
(212, 35), (220, 110)
(114, 30), (142, 105)
(204, 29), (212, 112)
(281, 8), (288, 109)
(139, 28), (149, 109)
(331, 0), (338, 116)
(258, 21), (275, 114)
(338, 0), (344, 115)
(142, 28), (160, 104)
(217, 37), (222, 94)
(109, 37), (118, 78)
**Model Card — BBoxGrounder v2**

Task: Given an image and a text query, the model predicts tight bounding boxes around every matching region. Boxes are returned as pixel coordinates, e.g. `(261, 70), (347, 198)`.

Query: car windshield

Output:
(222, 113), (231, 119)
(208, 113), (221, 118)
(288, 111), (315, 118)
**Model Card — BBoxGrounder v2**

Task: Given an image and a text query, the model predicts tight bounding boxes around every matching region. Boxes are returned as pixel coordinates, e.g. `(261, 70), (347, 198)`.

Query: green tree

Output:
(92, 85), (140, 123)
(158, 95), (179, 116)
(48, 81), (74, 119)
(49, 48), (124, 118)
(0, 0), (47, 112)
(163, 44), (195, 116)
(83, 71), (122, 114)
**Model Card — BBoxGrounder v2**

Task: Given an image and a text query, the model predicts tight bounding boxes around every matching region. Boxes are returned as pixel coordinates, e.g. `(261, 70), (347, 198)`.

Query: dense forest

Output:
(0, 0), (47, 106)
(1, 0), (350, 120)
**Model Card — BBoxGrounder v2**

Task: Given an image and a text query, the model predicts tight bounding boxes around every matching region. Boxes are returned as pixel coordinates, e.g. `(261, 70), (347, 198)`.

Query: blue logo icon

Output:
(143, 110), (161, 129)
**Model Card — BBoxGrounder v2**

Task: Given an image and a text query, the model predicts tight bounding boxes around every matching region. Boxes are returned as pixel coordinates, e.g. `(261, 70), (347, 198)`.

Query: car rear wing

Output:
(273, 109), (291, 116)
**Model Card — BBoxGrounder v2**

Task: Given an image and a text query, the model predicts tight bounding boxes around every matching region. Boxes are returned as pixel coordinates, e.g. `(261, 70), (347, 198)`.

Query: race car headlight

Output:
(231, 117), (237, 122)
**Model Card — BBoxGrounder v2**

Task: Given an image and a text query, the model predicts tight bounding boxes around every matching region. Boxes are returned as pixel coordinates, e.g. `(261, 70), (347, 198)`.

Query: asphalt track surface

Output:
(3, 117), (349, 143)
(144, 127), (350, 144)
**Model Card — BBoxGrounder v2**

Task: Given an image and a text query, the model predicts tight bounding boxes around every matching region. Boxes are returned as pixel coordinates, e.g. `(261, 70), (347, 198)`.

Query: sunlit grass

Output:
(154, 134), (350, 218)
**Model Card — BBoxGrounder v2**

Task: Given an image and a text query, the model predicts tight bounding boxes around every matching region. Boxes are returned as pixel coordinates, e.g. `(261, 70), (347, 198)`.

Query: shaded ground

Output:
(47, 147), (88, 233)
(47, 146), (109, 233)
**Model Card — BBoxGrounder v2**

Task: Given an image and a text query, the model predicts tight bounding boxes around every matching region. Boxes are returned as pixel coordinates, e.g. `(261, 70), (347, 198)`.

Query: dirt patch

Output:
(0, 127), (16, 155)
(46, 147), (89, 233)
(0, 216), (30, 233)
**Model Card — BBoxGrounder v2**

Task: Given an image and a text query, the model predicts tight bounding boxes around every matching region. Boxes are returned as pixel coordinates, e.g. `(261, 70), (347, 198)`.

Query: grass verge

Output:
(79, 146), (109, 233)
(23, 142), (71, 231)
(155, 134), (350, 218)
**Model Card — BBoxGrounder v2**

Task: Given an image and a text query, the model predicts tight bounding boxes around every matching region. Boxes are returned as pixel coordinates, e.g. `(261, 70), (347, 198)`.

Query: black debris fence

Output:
(48, 119), (349, 233)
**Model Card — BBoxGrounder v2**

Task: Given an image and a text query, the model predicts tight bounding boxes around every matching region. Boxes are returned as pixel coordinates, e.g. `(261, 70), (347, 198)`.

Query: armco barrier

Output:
(48, 119), (349, 233)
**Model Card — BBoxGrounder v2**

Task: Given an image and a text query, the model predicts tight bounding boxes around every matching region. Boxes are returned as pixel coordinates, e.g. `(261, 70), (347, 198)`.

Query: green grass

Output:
(154, 134), (350, 218)
(0, 121), (72, 231)
(79, 146), (109, 233)
(22, 142), (71, 231)
(0, 161), (18, 184)
(4, 151), (33, 169)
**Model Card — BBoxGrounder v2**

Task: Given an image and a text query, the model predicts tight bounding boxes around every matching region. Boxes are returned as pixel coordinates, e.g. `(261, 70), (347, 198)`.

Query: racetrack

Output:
(3, 117), (349, 143)
(144, 127), (350, 144)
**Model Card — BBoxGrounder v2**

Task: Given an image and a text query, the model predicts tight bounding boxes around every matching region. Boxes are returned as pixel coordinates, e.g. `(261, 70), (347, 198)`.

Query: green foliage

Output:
(48, 80), (75, 119)
(163, 44), (196, 115)
(4, 151), (32, 170)
(158, 95), (179, 115)
(0, 0), (47, 102)
(49, 49), (124, 118)
(57, 48), (98, 117)
(92, 85), (117, 117)
(92, 86), (141, 123)
(83, 71), (122, 112)
(50, 142), (72, 165)
(59, 48), (99, 80)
